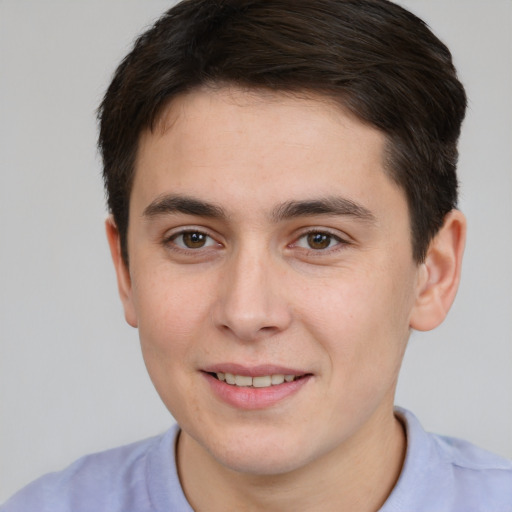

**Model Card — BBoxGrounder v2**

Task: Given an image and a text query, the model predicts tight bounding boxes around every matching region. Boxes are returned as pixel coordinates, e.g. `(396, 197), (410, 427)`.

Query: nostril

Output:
(211, 278), (293, 340)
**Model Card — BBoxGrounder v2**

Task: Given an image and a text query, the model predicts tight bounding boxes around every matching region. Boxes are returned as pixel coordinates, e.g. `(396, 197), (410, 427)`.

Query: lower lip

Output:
(203, 373), (312, 410)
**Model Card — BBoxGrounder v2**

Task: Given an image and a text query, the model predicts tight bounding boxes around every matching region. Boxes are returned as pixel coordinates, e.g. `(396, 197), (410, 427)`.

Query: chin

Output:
(201, 426), (320, 476)
(216, 448), (308, 476)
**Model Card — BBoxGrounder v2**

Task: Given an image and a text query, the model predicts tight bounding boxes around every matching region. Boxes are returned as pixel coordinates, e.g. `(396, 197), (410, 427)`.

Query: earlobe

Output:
(105, 217), (138, 328)
(409, 209), (466, 332)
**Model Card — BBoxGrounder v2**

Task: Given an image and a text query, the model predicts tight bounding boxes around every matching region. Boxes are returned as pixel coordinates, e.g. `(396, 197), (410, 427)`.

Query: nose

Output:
(212, 247), (292, 342)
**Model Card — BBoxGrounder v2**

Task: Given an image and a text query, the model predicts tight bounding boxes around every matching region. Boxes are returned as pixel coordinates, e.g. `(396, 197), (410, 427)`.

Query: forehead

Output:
(132, 86), (405, 222)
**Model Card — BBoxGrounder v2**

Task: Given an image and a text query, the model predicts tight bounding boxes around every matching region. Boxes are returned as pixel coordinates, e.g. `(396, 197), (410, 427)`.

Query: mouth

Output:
(208, 372), (307, 388)
(201, 364), (313, 409)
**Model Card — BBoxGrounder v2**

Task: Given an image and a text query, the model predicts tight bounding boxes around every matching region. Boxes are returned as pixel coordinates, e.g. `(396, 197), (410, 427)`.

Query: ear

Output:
(409, 209), (466, 332)
(105, 217), (138, 328)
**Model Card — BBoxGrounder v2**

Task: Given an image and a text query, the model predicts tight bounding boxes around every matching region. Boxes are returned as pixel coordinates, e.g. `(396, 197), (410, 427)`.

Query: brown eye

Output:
(182, 232), (207, 248)
(306, 232), (333, 250)
(171, 231), (216, 249)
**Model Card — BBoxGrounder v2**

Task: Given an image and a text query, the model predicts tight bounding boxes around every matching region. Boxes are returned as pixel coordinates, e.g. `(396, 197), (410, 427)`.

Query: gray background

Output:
(1, 0), (511, 502)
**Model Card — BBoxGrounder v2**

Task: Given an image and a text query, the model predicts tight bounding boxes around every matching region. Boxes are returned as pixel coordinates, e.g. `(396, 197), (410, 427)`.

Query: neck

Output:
(177, 407), (406, 512)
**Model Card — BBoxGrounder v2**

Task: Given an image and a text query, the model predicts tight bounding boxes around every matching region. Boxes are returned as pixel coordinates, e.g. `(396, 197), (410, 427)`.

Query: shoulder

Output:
(382, 408), (512, 512)
(0, 426), (182, 512)
(433, 431), (512, 503)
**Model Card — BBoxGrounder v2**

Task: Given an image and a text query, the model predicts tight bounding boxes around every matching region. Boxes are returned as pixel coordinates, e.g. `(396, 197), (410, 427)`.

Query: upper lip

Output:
(202, 363), (309, 377)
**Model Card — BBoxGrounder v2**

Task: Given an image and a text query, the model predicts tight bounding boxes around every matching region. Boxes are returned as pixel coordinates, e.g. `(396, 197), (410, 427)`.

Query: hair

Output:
(98, 0), (467, 264)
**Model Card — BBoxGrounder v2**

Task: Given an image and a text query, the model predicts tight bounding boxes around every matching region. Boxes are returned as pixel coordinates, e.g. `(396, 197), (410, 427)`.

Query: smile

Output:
(204, 368), (312, 409)
(215, 373), (300, 388)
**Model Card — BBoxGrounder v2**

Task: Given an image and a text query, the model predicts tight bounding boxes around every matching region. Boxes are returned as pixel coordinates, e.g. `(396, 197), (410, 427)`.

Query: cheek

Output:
(130, 268), (214, 417)
(131, 266), (213, 361)
(299, 263), (414, 374)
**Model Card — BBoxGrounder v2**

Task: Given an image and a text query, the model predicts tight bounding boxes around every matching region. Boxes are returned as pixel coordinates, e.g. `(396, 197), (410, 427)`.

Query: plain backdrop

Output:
(1, 0), (511, 503)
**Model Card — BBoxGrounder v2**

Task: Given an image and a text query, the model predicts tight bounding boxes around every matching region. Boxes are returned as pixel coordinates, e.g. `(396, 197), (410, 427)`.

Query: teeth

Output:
(271, 374), (285, 385)
(234, 375), (252, 387)
(253, 376), (272, 388)
(216, 373), (300, 388)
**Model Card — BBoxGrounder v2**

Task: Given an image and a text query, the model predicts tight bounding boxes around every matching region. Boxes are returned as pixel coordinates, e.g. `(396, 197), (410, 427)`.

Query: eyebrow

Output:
(143, 194), (226, 219)
(142, 194), (375, 224)
(271, 197), (376, 223)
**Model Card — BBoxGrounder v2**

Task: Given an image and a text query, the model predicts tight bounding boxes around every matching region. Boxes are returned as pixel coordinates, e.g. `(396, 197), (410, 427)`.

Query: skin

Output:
(107, 87), (466, 511)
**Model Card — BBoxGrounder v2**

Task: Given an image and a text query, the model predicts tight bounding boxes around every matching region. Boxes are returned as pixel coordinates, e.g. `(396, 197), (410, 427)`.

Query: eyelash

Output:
(164, 229), (220, 251)
(291, 229), (349, 253)
(162, 228), (350, 255)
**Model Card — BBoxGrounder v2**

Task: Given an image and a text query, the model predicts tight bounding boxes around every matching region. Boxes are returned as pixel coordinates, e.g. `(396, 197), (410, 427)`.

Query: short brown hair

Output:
(98, 0), (467, 263)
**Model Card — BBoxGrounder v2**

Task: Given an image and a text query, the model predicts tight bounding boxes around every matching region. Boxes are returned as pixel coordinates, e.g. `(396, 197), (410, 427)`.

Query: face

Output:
(115, 87), (425, 475)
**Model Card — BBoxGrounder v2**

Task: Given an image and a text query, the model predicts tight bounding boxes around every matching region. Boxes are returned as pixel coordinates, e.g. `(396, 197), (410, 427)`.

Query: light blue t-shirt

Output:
(2, 408), (511, 511)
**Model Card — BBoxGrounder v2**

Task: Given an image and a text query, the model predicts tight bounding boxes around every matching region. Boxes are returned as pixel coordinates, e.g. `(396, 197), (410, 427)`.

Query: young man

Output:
(2, 0), (511, 510)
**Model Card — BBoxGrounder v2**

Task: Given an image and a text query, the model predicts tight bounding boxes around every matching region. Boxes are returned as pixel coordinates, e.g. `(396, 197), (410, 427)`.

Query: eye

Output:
(170, 230), (218, 249)
(295, 231), (343, 250)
